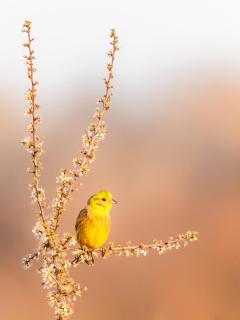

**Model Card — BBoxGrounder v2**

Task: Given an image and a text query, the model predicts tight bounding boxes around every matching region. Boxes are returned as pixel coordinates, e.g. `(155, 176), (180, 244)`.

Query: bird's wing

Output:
(75, 207), (88, 231)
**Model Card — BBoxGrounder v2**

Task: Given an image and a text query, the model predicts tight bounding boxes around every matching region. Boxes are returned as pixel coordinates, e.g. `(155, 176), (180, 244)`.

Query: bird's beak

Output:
(110, 198), (118, 204)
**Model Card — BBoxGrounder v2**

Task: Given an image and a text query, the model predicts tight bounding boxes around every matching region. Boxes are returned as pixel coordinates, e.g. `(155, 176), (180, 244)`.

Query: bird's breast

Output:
(77, 215), (111, 249)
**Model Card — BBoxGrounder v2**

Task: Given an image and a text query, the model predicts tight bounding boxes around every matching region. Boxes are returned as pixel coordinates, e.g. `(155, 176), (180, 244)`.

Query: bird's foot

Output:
(85, 250), (94, 266)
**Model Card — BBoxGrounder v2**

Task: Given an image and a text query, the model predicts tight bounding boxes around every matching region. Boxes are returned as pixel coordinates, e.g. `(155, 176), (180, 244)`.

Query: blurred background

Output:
(1, 1), (240, 319)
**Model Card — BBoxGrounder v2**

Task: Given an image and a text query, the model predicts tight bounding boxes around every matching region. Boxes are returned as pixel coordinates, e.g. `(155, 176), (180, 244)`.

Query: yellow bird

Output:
(75, 190), (117, 249)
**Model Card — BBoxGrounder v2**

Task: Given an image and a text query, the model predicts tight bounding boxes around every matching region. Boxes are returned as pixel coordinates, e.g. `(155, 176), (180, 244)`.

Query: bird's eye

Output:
(102, 198), (106, 201)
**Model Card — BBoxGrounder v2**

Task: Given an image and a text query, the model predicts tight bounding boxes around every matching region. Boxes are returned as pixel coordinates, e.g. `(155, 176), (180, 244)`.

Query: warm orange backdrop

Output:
(1, 72), (240, 319)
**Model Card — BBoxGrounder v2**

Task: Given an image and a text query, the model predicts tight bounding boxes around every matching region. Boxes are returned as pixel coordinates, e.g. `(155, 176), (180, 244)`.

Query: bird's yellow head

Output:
(87, 190), (117, 217)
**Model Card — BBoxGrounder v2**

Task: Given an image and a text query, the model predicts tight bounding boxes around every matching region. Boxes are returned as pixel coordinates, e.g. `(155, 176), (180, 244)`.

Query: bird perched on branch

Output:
(75, 190), (117, 250)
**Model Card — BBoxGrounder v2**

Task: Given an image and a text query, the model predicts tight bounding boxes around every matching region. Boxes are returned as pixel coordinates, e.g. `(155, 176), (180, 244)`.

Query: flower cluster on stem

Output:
(22, 20), (47, 229)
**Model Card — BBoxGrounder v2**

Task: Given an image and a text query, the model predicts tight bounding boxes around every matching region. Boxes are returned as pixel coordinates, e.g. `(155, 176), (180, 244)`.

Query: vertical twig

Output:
(22, 20), (48, 228)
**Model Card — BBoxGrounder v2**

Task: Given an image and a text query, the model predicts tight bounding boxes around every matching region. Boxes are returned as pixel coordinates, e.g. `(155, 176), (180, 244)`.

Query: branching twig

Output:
(50, 29), (119, 231)
(21, 20), (198, 320)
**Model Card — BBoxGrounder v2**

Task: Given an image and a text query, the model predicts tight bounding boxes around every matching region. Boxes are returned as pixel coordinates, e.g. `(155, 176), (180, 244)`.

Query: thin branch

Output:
(22, 251), (40, 269)
(22, 20), (47, 227)
(50, 29), (119, 231)
(71, 231), (198, 266)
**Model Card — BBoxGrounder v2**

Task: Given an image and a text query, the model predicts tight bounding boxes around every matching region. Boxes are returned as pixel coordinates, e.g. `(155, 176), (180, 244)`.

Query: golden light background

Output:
(0, 1), (240, 319)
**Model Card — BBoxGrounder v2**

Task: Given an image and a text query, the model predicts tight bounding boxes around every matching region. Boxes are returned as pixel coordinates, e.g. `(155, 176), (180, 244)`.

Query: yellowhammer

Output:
(75, 190), (117, 249)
